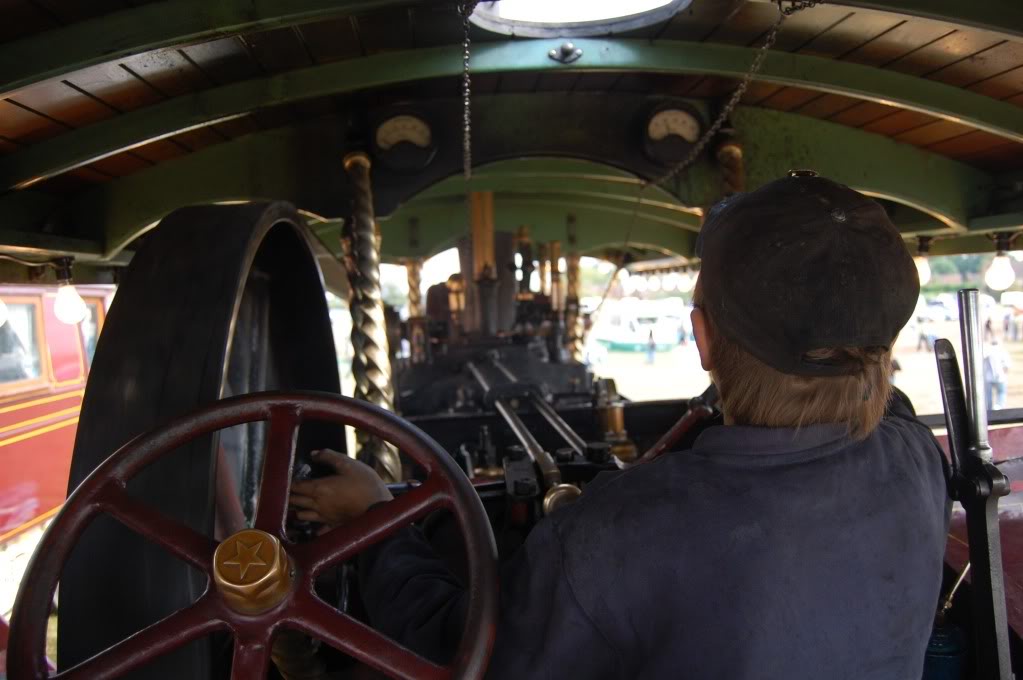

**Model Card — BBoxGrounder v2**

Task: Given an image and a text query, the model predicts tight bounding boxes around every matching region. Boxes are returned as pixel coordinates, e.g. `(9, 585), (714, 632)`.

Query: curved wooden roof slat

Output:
(0, 0), (1020, 106)
(0, 0), (430, 99)
(833, 0), (1023, 39)
(2, 38), (1022, 192)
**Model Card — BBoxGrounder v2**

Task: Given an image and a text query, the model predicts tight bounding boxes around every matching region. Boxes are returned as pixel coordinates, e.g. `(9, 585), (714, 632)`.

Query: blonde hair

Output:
(694, 280), (892, 440)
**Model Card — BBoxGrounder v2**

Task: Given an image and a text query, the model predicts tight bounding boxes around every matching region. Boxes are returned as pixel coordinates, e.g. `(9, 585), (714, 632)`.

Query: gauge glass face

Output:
(647, 109), (700, 143)
(375, 115), (432, 150)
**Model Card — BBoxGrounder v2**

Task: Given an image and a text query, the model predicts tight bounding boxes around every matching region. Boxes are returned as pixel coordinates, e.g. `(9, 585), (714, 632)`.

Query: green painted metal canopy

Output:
(0, 0), (1020, 273)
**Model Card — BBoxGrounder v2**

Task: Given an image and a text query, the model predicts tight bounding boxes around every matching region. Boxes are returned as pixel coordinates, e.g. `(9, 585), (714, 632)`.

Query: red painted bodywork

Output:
(0, 284), (114, 544)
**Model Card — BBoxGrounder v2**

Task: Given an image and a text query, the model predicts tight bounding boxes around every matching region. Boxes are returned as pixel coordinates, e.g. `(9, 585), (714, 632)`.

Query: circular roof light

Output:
(471, 0), (691, 38)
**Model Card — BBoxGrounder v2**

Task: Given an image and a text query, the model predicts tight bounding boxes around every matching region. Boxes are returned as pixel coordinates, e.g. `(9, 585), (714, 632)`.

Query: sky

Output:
(486, 0), (672, 24)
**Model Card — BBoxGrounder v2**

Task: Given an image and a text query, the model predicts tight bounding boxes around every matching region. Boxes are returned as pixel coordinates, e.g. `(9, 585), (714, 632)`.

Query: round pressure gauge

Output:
(371, 113), (438, 172)
(642, 104), (704, 166)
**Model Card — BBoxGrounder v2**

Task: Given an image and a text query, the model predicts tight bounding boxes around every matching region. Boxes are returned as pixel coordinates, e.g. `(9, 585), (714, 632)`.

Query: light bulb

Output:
(54, 284), (88, 324)
(985, 254), (1016, 292)
(678, 271), (695, 293)
(647, 275), (661, 292)
(662, 273), (678, 291)
(634, 276), (648, 293)
(914, 256), (931, 286)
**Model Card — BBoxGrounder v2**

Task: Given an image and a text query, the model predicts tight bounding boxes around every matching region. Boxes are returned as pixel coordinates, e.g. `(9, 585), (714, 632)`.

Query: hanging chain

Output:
(458, 0), (480, 256)
(655, 15), (781, 186)
(780, 0), (822, 15)
(459, 1), (478, 183)
(590, 0), (822, 318)
(655, 1), (819, 189)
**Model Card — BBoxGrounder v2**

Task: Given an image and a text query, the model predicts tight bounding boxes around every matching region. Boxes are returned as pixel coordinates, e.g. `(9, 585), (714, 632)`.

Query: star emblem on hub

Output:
(222, 539), (268, 581)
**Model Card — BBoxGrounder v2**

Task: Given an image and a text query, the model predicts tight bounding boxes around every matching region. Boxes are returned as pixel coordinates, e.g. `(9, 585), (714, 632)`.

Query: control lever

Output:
(632, 383), (719, 466)
(468, 359), (584, 513)
(466, 361), (561, 487)
(935, 340), (965, 492)
(488, 356), (588, 458)
(934, 289), (1012, 680)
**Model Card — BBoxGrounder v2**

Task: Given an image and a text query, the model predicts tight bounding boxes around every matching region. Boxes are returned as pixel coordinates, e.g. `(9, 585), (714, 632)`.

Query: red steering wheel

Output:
(8, 392), (498, 680)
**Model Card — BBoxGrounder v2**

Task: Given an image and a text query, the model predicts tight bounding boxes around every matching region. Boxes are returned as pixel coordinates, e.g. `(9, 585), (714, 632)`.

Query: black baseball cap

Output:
(695, 172), (919, 377)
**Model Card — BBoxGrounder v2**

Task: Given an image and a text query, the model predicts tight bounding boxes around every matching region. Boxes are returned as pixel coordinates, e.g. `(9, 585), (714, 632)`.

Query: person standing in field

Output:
(984, 336), (1012, 409)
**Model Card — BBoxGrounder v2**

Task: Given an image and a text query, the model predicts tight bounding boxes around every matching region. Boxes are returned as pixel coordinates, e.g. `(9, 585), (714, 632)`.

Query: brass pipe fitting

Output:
(543, 483), (582, 515)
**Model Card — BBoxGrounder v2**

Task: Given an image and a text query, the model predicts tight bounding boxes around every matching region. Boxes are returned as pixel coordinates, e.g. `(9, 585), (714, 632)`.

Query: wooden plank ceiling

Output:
(1, 0), (1021, 194)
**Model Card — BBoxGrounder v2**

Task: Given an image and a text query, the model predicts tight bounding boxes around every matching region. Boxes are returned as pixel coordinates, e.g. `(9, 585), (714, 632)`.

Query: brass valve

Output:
(543, 483), (582, 515)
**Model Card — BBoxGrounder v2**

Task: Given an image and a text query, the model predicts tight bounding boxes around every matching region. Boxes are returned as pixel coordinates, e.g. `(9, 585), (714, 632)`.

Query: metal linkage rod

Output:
(465, 360), (492, 392)
(489, 357), (586, 458)
(531, 397), (587, 458)
(343, 152), (399, 482)
(489, 358), (516, 383)
(937, 563), (971, 625)
(466, 361), (561, 486)
(492, 400), (561, 487)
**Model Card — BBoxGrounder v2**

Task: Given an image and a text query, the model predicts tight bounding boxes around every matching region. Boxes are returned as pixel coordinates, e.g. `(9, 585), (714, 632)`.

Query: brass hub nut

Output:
(213, 529), (293, 615)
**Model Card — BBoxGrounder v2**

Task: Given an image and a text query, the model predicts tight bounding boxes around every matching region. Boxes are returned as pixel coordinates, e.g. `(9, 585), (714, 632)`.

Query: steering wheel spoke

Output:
(288, 593), (448, 680)
(254, 405), (302, 535)
(101, 484), (218, 573)
(9, 393), (496, 680)
(298, 478), (449, 574)
(55, 595), (223, 680)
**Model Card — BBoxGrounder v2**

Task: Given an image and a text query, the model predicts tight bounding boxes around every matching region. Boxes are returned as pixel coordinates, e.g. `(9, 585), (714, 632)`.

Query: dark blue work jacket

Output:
(360, 396), (950, 679)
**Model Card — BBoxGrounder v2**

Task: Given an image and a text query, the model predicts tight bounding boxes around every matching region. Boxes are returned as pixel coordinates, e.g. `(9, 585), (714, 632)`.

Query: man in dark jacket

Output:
(290, 173), (950, 679)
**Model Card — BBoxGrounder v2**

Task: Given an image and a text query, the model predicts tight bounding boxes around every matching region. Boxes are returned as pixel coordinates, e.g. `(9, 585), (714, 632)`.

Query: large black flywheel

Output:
(58, 203), (343, 678)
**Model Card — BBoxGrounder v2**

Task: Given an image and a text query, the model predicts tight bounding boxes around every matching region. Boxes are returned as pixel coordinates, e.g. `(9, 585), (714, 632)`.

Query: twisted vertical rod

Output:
(406, 259), (423, 317)
(537, 243), (550, 297)
(565, 252), (584, 362)
(548, 240), (562, 312)
(343, 152), (400, 482)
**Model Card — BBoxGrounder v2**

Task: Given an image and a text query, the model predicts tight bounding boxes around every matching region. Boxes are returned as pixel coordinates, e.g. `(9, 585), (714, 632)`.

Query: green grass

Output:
(46, 614), (57, 665)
